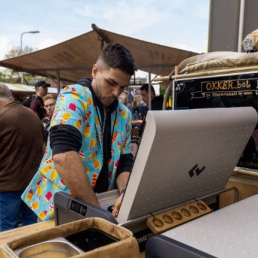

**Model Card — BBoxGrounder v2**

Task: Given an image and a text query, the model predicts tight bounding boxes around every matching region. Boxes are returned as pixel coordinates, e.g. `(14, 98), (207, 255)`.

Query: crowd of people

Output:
(119, 84), (164, 136)
(0, 42), (164, 231)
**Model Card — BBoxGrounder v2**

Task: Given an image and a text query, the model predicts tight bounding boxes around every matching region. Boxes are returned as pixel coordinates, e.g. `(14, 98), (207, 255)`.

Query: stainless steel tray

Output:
(14, 237), (83, 258)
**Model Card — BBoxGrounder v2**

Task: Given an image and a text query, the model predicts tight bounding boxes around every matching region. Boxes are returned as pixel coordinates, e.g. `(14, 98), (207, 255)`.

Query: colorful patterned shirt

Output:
(22, 83), (132, 221)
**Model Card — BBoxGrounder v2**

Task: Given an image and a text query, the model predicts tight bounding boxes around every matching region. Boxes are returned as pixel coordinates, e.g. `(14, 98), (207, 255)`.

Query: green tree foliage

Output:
(160, 85), (166, 96)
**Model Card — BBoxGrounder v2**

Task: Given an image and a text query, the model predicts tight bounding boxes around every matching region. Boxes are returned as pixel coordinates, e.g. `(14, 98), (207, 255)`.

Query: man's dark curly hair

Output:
(96, 42), (135, 76)
(140, 83), (155, 94)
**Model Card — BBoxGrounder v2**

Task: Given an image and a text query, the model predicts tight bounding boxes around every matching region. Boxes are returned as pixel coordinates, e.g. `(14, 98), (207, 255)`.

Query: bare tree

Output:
(4, 46), (36, 59)
(1, 46), (37, 83)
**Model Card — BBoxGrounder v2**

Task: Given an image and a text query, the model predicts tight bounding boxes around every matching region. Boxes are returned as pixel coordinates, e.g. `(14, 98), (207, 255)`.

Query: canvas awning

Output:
(3, 83), (57, 94)
(0, 24), (198, 89)
(2, 82), (57, 102)
(4, 83), (35, 93)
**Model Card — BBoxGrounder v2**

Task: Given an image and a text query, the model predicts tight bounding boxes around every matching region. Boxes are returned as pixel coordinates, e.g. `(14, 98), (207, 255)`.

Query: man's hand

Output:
(112, 171), (130, 218)
(112, 192), (124, 218)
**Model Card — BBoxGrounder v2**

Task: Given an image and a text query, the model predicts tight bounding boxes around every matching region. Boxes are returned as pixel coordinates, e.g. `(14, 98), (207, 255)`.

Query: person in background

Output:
(42, 94), (57, 141)
(138, 100), (148, 120)
(131, 100), (143, 129)
(139, 84), (164, 136)
(30, 80), (50, 119)
(128, 88), (136, 103)
(119, 92), (132, 113)
(131, 100), (140, 120)
(22, 43), (136, 220)
(140, 83), (164, 112)
(121, 93), (142, 129)
(0, 83), (44, 232)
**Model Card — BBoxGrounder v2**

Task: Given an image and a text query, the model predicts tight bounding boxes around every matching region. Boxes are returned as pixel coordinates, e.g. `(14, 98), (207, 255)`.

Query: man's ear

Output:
(92, 64), (99, 79)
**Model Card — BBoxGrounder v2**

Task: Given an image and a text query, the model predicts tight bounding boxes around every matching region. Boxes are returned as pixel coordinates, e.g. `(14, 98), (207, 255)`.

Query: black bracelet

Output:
(119, 189), (126, 195)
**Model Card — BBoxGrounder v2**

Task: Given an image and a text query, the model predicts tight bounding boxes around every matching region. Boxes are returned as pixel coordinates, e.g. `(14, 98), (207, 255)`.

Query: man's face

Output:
(44, 98), (56, 116)
(141, 89), (149, 105)
(120, 95), (127, 104)
(37, 86), (48, 97)
(91, 64), (131, 107)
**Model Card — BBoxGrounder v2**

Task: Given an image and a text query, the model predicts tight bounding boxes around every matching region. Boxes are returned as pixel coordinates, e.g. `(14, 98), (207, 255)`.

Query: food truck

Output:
(170, 51), (258, 171)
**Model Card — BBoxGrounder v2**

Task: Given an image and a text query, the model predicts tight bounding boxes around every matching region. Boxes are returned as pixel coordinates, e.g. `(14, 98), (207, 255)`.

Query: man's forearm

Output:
(53, 150), (100, 207)
(116, 171), (130, 193)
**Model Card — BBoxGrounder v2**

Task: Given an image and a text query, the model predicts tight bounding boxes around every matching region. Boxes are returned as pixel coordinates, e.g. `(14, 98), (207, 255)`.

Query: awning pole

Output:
(56, 70), (60, 94)
(148, 67), (152, 110)
(238, 0), (245, 52)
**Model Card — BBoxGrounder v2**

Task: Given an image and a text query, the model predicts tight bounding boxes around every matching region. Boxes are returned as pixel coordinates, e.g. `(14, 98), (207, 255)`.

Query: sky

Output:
(0, 0), (210, 62)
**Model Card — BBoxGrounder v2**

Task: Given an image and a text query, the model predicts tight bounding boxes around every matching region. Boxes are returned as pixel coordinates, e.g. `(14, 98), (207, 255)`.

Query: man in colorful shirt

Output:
(22, 43), (135, 220)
